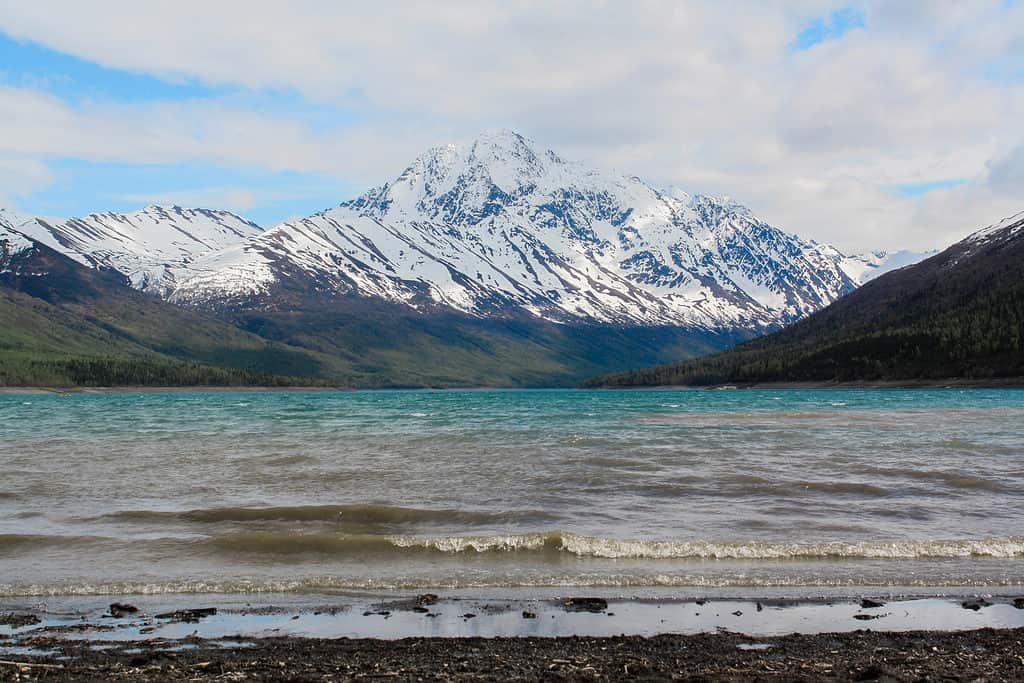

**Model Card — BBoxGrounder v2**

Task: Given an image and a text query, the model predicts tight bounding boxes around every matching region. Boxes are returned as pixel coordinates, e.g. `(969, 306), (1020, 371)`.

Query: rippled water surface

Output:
(1, 388), (1022, 596)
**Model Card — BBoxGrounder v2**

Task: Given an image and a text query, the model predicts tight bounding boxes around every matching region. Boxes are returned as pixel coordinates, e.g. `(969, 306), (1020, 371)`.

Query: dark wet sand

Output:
(2, 628), (1024, 681)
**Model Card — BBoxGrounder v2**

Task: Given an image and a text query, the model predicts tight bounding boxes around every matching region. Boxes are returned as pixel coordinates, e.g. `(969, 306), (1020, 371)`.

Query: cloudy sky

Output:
(0, 1), (1020, 251)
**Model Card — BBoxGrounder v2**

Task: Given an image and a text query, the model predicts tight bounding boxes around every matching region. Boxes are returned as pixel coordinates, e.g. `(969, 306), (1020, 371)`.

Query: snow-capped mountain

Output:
(1, 205), (262, 296)
(2, 131), (931, 331)
(170, 130), (925, 329)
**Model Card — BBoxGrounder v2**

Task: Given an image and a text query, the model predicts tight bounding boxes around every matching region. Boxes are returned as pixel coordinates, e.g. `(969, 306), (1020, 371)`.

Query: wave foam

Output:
(8, 530), (1024, 561)
(382, 532), (1024, 560)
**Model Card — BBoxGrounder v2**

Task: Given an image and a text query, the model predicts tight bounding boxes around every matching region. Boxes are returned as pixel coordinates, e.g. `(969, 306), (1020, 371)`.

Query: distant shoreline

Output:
(0, 385), (354, 395)
(591, 377), (1024, 390)
(2, 378), (1024, 394)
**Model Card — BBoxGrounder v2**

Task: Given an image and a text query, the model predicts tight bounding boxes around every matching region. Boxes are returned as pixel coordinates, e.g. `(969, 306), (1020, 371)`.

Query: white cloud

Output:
(0, 84), (475, 189)
(0, 85), (346, 172)
(0, 1), (1020, 250)
(0, 155), (54, 207)
(985, 144), (1024, 196)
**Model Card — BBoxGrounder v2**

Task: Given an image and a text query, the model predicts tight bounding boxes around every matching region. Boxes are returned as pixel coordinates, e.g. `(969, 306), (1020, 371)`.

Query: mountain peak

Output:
(688, 193), (754, 220)
(470, 127), (533, 150)
(466, 128), (565, 164)
(345, 129), (582, 223)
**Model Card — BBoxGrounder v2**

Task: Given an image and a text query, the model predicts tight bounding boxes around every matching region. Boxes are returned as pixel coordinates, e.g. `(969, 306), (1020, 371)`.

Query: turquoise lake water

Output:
(1, 388), (1022, 597)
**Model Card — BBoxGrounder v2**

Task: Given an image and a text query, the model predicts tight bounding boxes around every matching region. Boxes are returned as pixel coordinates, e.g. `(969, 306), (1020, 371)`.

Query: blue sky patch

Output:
(890, 178), (968, 197)
(21, 159), (359, 226)
(792, 7), (866, 51)
(0, 32), (369, 224)
(983, 54), (1024, 83)
(0, 31), (227, 104)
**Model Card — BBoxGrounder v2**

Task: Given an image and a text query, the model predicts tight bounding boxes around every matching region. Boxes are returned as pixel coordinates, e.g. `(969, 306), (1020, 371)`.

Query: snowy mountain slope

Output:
(964, 210), (1024, 245)
(171, 130), (927, 330)
(0, 209), (36, 265)
(2, 205), (262, 296)
(837, 249), (936, 285)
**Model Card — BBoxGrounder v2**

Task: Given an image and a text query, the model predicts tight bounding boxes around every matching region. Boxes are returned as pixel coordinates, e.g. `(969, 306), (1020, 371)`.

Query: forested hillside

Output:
(0, 237), (340, 387)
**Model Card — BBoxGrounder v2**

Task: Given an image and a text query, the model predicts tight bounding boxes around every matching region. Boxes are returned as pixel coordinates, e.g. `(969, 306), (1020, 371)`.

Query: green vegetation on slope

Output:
(0, 244), (345, 387)
(586, 221), (1024, 387)
(228, 299), (748, 388)
(0, 351), (322, 388)
(1, 238), (749, 388)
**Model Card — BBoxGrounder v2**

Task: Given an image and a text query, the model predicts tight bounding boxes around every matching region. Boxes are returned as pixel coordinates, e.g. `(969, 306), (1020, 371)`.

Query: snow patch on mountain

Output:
(839, 249), (936, 284)
(966, 210), (1024, 244)
(5, 205), (263, 296)
(0, 209), (37, 268)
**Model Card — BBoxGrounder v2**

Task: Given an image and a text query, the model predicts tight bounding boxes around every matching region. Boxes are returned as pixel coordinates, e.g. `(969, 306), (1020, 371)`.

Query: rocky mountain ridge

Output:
(3, 130), (929, 332)
(0, 205), (261, 296)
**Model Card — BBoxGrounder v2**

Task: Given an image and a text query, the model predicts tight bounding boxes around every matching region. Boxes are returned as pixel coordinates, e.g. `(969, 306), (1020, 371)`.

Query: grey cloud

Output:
(985, 145), (1024, 195)
(0, 1), (1020, 250)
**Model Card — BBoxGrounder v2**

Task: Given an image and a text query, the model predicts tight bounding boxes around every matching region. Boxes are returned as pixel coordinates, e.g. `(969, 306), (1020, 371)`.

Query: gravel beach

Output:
(2, 628), (1024, 681)
(3, 595), (1024, 681)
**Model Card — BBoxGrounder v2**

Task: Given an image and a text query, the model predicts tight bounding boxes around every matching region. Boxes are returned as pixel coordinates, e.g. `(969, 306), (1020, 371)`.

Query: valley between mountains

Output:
(0, 130), (939, 387)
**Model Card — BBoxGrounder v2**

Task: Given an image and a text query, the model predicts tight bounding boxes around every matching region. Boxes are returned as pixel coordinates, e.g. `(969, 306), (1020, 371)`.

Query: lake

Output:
(2, 388), (1022, 598)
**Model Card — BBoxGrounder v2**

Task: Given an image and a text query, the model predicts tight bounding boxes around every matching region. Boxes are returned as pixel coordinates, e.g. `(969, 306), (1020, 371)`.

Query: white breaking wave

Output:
(389, 532), (1024, 560)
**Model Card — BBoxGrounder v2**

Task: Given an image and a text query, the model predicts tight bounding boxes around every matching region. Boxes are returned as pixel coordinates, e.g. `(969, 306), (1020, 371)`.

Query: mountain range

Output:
(586, 210), (1024, 387)
(1, 130), (936, 387)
